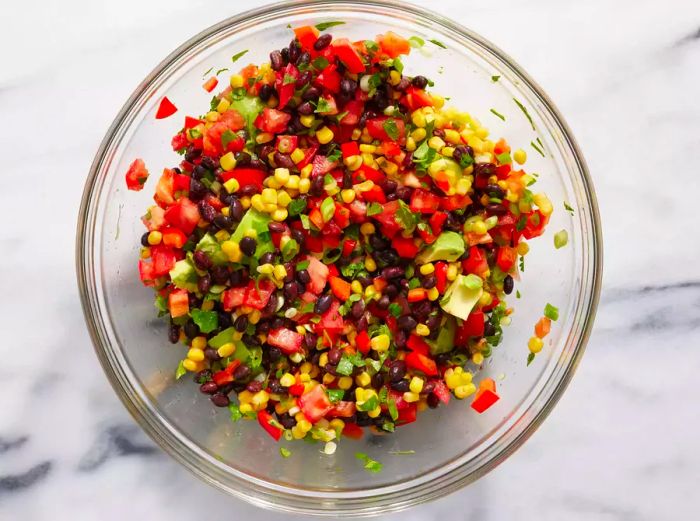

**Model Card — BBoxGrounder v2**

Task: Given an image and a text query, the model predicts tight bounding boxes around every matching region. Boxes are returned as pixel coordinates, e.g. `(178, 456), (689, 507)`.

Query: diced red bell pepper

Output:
(365, 116), (405, 142)
(288, 383), (305, 397)
(429, 212), (448, 236)
(360, 184), (387, 203)
(496, 246), (517, 273)
(220, 168), (266, 191)
(306, 256), (329, 294)
(173, 173), (191, 193)
(329, 276), (352, 302)
(406, 334), (430, 356)
(297, 144), (319, 169)
(162, 227), (187, 249)
(376, 31), (411, 58)
(267, 328), (304, 354)
(150, 245), (179, 277)
(434, 261), (448, 293)
(255, 107), (292, 134)
(396, 403), (417, 425)
(333, 204), (351, 229)
(155, 96), (177, 119)
(342, 238), (357, 257)
(456, 311), (485, 345)
(410, 189), (441, 214)
(432, 171), (452, 194)
(257, 410), (283, 441)
(440, 193), (473, 211)
(243, 279), (275, 309)
(432, 379), (451, 404)
(298, 384), (333, 423)
(212, 359), (241, 386)
(382, 141), (402, 157)
(417, 225), (436, 245)
(171, 132), (188, 152)
(392, 236), (421, 258)
(342, 422), (364, 439)
(305, 233), (324, 253)
(405, 351), (438, 376)
(164, 197), (200, 235)
(401, 86), (434, 111)
(314, 64), (341, 93)
(202, 76), (218, 92)
(341, 141), (360, 158)
(356, 330), (371, 355)
(168, 288), (189, 318)
(293, 25), (320, 51)
(522, 210), (549, 240)
(471, 378), (500, 413)
(462, 246), (489, 276)
(372, 200), (401, 238)
(184, 116), (203, 129)
(125, 158), (149, 191)
(352, 164), (385, 184)
(275, 63), (299, 109)
(331, 38), (366, 73)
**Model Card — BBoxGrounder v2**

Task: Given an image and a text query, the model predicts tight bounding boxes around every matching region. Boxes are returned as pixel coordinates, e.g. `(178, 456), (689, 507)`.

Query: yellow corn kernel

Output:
(360, 222), (375, 235)
(274, 167), (290, 185)
(252, 390), (270, 407)
(261, 188), (277, 205)
(405, 136), (416, 152)
(443, 129), (461, 144)
(298, 419), (312, 432)
(291, 426), (305, 439)
(337, 376), (354, 390)
(432, 94), (445, 109)
(364, 285), (377, 300)
(517, 242), (530, 256)
(238, 403), (253, 415)
(533, 193), (553, 216)
(230, 74), (244, 88)
(322, 373), (336, 385)
(187, 347), (205, 362)
(388, 70), (401, 86)
(472, 353), (485, 365)
(206, 110), (220, 122)
(441, 146), (455, 158)
(370, 334), (390, 352)
(456, 177), (471, 195)
(329, 419), (345, 433)
(316, 126), (334, 144)
(215, 97), (231, 113)
(411, 128), (427, 142)
(140, 247), (150, 259)
(147, 231), (162, 246)
(277, 190), (292, 208)
(367, 406), (382, 418)
(344, 155), (363, 171)
(411, 110), (426, 128)
(445, 372), (460, 390)
(272, 208), (288, 222)
(409, 376), (424, 394)
(218, 150), (235, 171)
(358, 144), (376, 154)
(351, 280), (363, 294)
(528, 336), (544, 354)
(476, 127), (489, 139)
(472, 221), (488, 235)
(294, 325), (306, 336)
(265, 177), (281, 189)
(256, 132), (274, 144)
(191, 336), (207, 350)
(290, 148), (305, 164)
(287, 175), (300, 191)
(182, 359), (198, 372)
(377, 158), (398, 176)
(427, 287), (440, 301)
(360, 152), (375, 167)
(419, 263), (435, 275)
(318, 352), (329, 367)
(340, 189), (356, 204)
(300, 114), (315, 127)
(221, 240), (242, 262)
(273, 264), (287, 281)
(428, 136), (446, 150)
(298, 178), (311, 194)
(513, 148), (527, 164)
(223, 178), (240, 194)
(415, 324), (430, 337)
(238, 390), (253, 404)
(364, 256), (377, 272)
(217, 342), (236, 358)
(355, 372), (371, 387)
(403, 391), (419, 403)
(479, 292), (493, 308)
(280, 373), (296, 387)
(244, 229), (258, 239)
(354, 180), (375, 193)
(257, 263), (274, 275)
(446, 263), (458, 281)
(240, 196), (251, 209)
(455, 383), (476, 399)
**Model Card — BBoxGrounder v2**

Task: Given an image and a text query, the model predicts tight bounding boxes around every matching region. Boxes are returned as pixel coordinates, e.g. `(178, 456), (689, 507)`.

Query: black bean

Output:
(210, 393), (230, 407)
(195, 370), (212, 384)
(503, 275), (514, 295)
(314, 33), (332, 50)
(200, 382), (218, 394)
(314, 294), (332, 314)
(282, 263), (295, 282)
(233, 364), (250, 381)
(426, 314), (441, 331)
(391, 379), (410, 392)
(217, 311), (232, 329)
(263, 295), (279, 315)
(395, 77), (411, 91)
(297, 269), (311, 284)
(291, 229), (305, 245)
(427, 393), (440, 409)
(297, 101), (315, 115)
(395, 186), (411, 202)
(184, 146), (201, 162)
(270, 50), (284, 70)
(283, 281), (298, 300)
(211, 266), (230, 285)
(235, 151), (252, 166)
(305, 332), (318, 349)
(377, 295), (391, 309)
(271, 317), (284, 330)
(374, 249), (398, 267)
(340, 78), (357, 96)
(486, 183), (505, 199)
(168, 323), (180, 344)
(213, 214), (232, 230)
(228, 198), (243, 222)
(310, 175), (325, 196)
(328, 348), (342, 365)
(277, 413), (296, 429)
(394, 329), (406, 348)
(234, 314), (248, 332)
(140, 232), (151, 247)
(260, 252), (276, 265)
(200, 156), (218, 170)
(355, 413), (372, 427)
(433, 128), (445, 139)
(193, 164), (208, 180)
(422, 275), (437, 289)
(280, 47), (290, 63)
(474, 162), (496, 179)
(240, 184), (261, 197)
(342, 171), (353, 190)
(197, 273), (212, 294)
(289, 40), (300, 63)
(412, 75), (429, 89)
(295, 70), (312, 89)
(265, 222), (285, 236)
(239, 236), (257, 256)
(370, 236), (389, 251)
(371, 373), (384, 389)
(245, 380), (262, 393)
(350, 300), (365, 319)
(184, 320), (199, 339)
(189, 178), (207, 201)
(382, 266), (404, 279)
(397, 315), (417, 331)
(486, 203), (507, 215)
(484, 321), (496, 337)
(248, 158), (267, 171)
(259, 83), (274, 102)
(423, 380), (436, 395)
(385, 285), (399, 299)
(268, 345), (282, 362)
(356, 314), (369, 331)
(274, 152), (295, 170)
(302, 86), (321, 101)
(324, 363), (338, 376)
(296, 50), (311, 67)
(197, 200), (216, 222)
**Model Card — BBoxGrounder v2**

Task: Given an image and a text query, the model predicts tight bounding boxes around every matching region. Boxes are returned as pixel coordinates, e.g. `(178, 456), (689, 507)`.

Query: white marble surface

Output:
(1, 0), (699, 519)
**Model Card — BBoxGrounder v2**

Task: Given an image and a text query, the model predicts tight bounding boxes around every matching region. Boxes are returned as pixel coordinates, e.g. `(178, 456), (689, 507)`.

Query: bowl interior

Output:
(79, 0), (600, 514)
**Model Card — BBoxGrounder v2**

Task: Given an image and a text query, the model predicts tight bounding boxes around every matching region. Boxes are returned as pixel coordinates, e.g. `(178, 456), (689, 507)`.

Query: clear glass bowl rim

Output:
(76, 0), (603, 515)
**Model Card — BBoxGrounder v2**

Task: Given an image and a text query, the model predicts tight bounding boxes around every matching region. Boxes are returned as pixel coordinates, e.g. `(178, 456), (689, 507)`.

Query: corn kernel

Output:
(409, 376), (424, 394)
(338, 376), (353, 390)
(528, 336), (544, 353)
(441, 146), (455, 158)
(354, 180), (375, 192)
(298, 419), (312, 432)
(356, 372), (371, 387)
(265, 177), (281, 189)
(419, 263), (435, 275)
(428, 136), (446, 150)
(446, 264), (458, 281)
(182, 359), (198, 372)
(533, 193), (553, 216)
(344, 155), (363, 171)
(300, 114), (315, 127)
(256, 132), (274, 144)
(291, 426), (305, 439)
(472, 353), (485, 365)
(280, 373), (296, 387)
(277, 190), (291, 208)
(411, 110), (426, 128)
(411, 128), (427, 142)
(244, 229), (257, 239)
(351, 280), (363, 294)
(290, 148), (305, 164)
(367, 406), (382, 418)
(147, 230), (162, 245)
(377, 158), (398, 176)
(364, 285), (377, 299)
(455, 383), (476, 399)
(261, 188), (277, 205)
(257, 263), (274, 275)
(388, 70), (401, 86)
(405, 136), (416, 152)
(191, 336), (207, 350)
(316, 126), (334, 144)
(221, 240), (242, 262)
(274, 168), (290, 185)
(403, 391), (419, 403)
(415, 324), (430, 337)
(318, 352), (329, 367)
(472, 220), (488, 235)
(443, 129), (461, 144)
(217, 342), (236, 358)
(229, 74), (244, 88)
(432, 94), (445, 109)
(272, 208), (288, 222)
(240, 196), (251, 209)
(286, 175), (300, 190)
(298, 178), (311, 194)
(513, 148), (527, 164)
(322, 373), (336, 384)
(273, 264), (287, 281)
(140, 247), (150, 259)
(215, 97), (231, 113)
(364, 256), (377, 272)
(223, 178), (240, 194)
(456, 177), (471, 195)
(370, 334), (390, 352)
(427, 287), (440, 301)
(517, 242), (530, 256)
(187, 347), (205, 362)
(360, 222), (375, 235)
(330, 418), (345, 432)
(341, 189), (356, 204)
(479, 292), (493, 307)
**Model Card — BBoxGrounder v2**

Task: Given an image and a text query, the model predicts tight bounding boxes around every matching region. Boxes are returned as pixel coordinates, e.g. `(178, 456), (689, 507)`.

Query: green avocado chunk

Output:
(169, 259), (198, 291)
(440, 275), (483, 320)
(230, 208), (274, 257)
(427, 316), (456, 355)
(416, 231), (466, 264)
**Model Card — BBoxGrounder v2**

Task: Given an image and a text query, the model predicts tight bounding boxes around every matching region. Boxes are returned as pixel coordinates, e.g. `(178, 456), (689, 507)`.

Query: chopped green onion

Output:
(544, 303), (559, 321)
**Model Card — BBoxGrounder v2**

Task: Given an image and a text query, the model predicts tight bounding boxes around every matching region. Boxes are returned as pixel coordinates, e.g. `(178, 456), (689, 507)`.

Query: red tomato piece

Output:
(315, 300), (344, 335)
(331, 38), (366, 73)
(155, 96), (177, 119)
(434, 261), (448, 293)
(171, 132), (188, 152)
(154, 168), (175, 206)
(401, 86), (434, 111)
(267, 328), (305, 354)
(125, 158), (149, 191)
(462, 246), (489, 276)
(328, 401), (356, 418)
(305, 256), (329, 294)
(342, 238), (357, 257)
(138, 259), (155, 286)
(496, 246), (517, 273)
(360, 184), (387, 203)
(356, 330), (371, 355)
(257, 410), (283, 441)
(341, 141), (360, 158)
(406, 334), (430, 356)
(432, 380), (451, 404)
(456, 311), (485, 345)
(164, 197), (200, 235)
(255, 107), (292, 134)
(410, 189), (441, 214)
(339, 100), (363, 126)
(314, 64), (341, 93)
(243, 279), (275, 309)
(168, 288), (189, 318)
(371, 200), (401, 237)
(342, 422), (364, 439)
(212, 360), (241, 386)
(222, 285), (247, 311)
(298, 384), (333, 423)
(311, 154), (338, 177)
(220, 168), (266, 191)
(440, 193), (472, 211)
(275, 63), (299, 109)
(293, 25), (320, 51)
(522, 210), (549, 239)
(150, 245), (179, 277)
(365, 116), (405, 142)
(405, 351), (438, 376)
(392, 236), (421, 258)
(429, 212), (448, 235)
(396, 403), (417, 425)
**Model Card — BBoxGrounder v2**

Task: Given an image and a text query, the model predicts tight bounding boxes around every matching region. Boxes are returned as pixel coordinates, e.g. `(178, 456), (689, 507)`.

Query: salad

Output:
(128, 24), (559, 454)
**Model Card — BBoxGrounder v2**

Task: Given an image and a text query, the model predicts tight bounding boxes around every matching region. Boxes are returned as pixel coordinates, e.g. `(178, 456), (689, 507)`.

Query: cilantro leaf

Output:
(228, 403), (243, 422)
(315, 21), (345, 31)
(395, 200), (417, 234)
(366, 202), (383, 216)
(221, 129), (238, 150)
(412, 140), (437, 172)
(513, 97), (536, 130)
(341, 262), (365, 279)
(288, 197), (307, 217)
(382, 118), (400, 141)
(388, 303), (402, 318)
(312, 56), (329, 70)
(315, 97), (333, 114)
(231, 50), (249, 63)
(491, 75), (501, 82)
(191, 309), (218, 334)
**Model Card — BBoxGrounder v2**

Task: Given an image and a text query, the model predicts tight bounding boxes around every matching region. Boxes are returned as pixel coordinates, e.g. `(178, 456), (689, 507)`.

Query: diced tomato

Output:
(435, 261), (448, 293)
(173, 173), (191, 193)
(164, 197), (200, 235)
(496, 164), (511, 179)
(496, 246), (517, 273)
(462, 246), (489, 276)
(138, 259), (155, 286)
(342, 422), (364, 439)
(392, 236), (421, 258)
(243, 279), (275, 309)
(440, 193), (472, 211)
(339, 100), (363, 126)
(293, 25), (320, 51)
(168, 288), (189, 318)
(432, 379), (451, 404)
(125, 158), (149, 191)
(360, 185), (387, 204)
(288, 383), (305, 396)
(329, 276), (352, 302)
(365, 116), (405, 142)
(276, 135), (299, 154)
(406, 334), (430, 356)
(202, 76), (218, 92)
(342, 238), (357, 257)
(220, 168), (266, 192)
(257, 410), (283, 441)
(311, 154), (338, 177)
(356, 330), (371, 355)
(331, 38), (366, 73)
(417, 225), (436, 245)
(332, 205), (350, 229)
(203, 110), (246, 156)
(341, 141), (360, 158)
(401, 86), (434, 111)
(305, 233), (324, 253)
(352, 164), (385, 184)
(328, 400), (356, 418)
(381, 141), (402, 157)
(456, 311), (485, 345)
(314, 64), (341, 93)
(376, 31), (411, 58)
(155, 96), (178, 119)
(275, 63), (299, 109)
(429, 212), (448, 236)
(150, 245), (179, 277)
(305, 256), (329, 294)
(222, 285), (247, 311)
(522, 210), (549, 239)
(161, 227), (187, 249)
(171, 132), (188, 152)
(267, 328), (305, 354)
(154, 168), (175, 206)
(410, 189), (441, 214)
(255, 107), (292, 134)
(405, 351), (438, 376)
(184, 116), (203, 129)
(471, 378), (500, 413)
(315, 300), (344, 335)
(371, 200), (401, 238)
(396, 403), (417, 425)
(212, 359), (241, 386)
(298, 384), (333, 423)
(297, 144), (319, 169)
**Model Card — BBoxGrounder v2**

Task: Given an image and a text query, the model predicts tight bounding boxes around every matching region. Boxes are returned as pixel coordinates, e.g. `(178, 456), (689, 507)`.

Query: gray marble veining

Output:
(1, 0), (699, 519)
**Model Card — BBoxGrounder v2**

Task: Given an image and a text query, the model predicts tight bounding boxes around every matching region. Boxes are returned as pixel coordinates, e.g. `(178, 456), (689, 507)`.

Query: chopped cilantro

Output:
(355, 452), (383, 473)
(531, 140), (545, 157)
(228, 403), (243, 422)
(341, 262), (365, 279)
(221, 129), (238, 150)
(395, 200), (417, 234)
(287, 197), (307, 217)
(175, 360), (187, 380)
(191, 309), (218, 334)
(516, 289), (521, 299)
(366, 202), (383, 216)
(516, 215), (528, 231)
(544, 303), (559, 321)
(312, 56), (329, 70)
(491, 75), (501, 82)
(315, 97), (333, 113)
(388, 302), (402, 318)
(519, 255), (525, 272)
(393, 57), (404, 73)
(296, 260), (310, 271)
(315, 21), (345, 31)
(231, 50), (249, 63)
(429, 38), (447, 49)
(283, 73), (297, 85)
(490, 108), (505, 121)
(527, 352), (536, 366)
(564, 202), (574, 215)
(412, 140), (437, 172)
(364, 40), (379, 53)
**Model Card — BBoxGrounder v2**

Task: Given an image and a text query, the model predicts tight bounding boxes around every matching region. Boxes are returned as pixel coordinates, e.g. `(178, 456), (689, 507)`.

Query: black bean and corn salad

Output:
(127, 24), (560, 453)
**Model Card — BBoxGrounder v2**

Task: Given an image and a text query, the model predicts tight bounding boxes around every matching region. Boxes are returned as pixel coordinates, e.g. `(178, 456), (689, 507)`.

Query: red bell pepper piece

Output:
(314, 64), (341, 93)
(293, 25), (320, 51)
(462, 246), (489, 276)
(365, 116), (405, 142)
(150, 245), (179, 277)
(429, 212), (448, 236)
(496, 246), (517, 273)
(243, 279), (275, 309)
(331, 38), (366, 73)
(392, 235), (421, 258)
(125, 158), (149, 191)
(396, 403), (417, 425)
(254, 107), (291, 134)
(297, 144), (319, 169)
(164, 197), (200, 235)
(352, 164), (385, 184)
(327, 401), (356, 418)
(298, 384), (333, 423)
(401, 86), (434, 111)
(455, 311), (485, 345)
(440, 193), (472, 211)
(220, 168), (266, 191)
(221, 285), (247, 311)
(212, 359), (241, 386)
(406, 334), (430, 356)
(257, 410), (283, 441)
(267, 328), (304, 354)
(435, 261), (448, 293)
(168, 288), (189, 318)
(405, 351), (438, 376)
(342, 238), (357, 257)
(202, 76), (218, 92)
(155, 96), (177, 119)
(338, 99), (363, 126)
(341, 141), (360, 158)
(288, 383), (305, 397)
(184, 116), (203, 129)
(329, 276), (352, 302)
(342, 422), (364, 439)
(356, 330), (371, 355)
(522, 210), (549, 239)
(360, 184), (387, 203)
(471, 378), (500, 413)
(173, 173), (191, 193)
(275, 63), (299, 109)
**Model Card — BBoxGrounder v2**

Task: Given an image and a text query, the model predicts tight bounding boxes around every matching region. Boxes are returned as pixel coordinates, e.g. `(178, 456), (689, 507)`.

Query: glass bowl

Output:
(76, 0), (602, 515)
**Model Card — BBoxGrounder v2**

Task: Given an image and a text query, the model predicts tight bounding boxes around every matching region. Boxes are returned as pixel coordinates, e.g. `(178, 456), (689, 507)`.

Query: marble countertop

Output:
(2, 0), (699, 519)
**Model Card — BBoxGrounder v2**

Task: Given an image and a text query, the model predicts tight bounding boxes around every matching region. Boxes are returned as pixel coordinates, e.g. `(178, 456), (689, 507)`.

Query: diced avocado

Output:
(169, 259), (198, 291)
(230, 208), (274, 257)
(229, 95), (264, 140)
(195, 233), (229, 266)
(440, 275), (483, 320)
(416, 231), (465, 264)
(427, 316), (456, 355)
